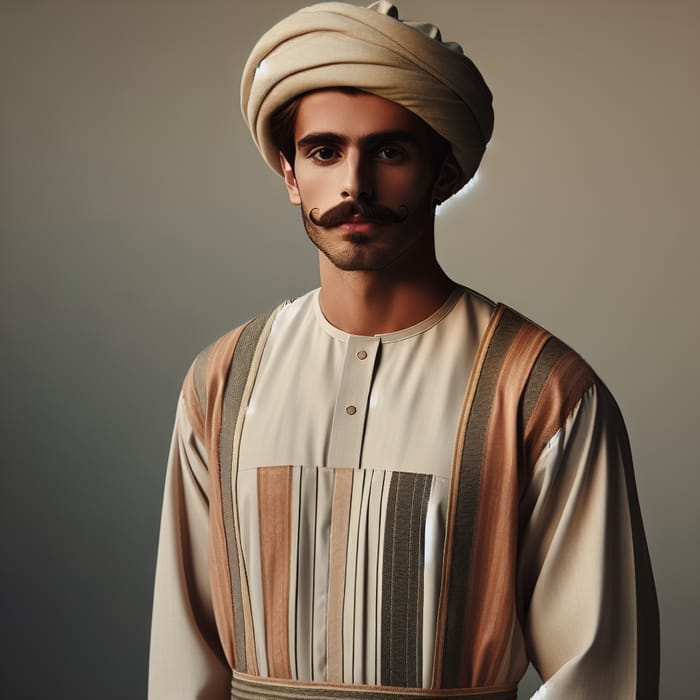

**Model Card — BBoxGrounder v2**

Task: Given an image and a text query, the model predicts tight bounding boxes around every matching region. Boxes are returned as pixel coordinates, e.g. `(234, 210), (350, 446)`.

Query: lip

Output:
(338, 217), (380, 233)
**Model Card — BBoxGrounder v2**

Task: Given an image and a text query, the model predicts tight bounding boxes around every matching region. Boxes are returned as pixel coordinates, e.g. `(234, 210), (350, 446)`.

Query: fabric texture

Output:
(148, 288), (659, 699)
(240, 1), (494, 196)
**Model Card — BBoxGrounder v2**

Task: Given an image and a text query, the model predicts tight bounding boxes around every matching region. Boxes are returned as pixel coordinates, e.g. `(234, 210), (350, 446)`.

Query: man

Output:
(149, 2), (659, 698)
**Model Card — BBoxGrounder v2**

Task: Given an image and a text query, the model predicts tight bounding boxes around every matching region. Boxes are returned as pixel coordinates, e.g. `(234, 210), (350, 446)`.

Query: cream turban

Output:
(241, 1), (494, 197)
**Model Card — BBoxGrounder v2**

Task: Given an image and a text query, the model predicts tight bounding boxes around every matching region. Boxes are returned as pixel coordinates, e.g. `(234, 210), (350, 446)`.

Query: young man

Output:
(149, 3), (659, 699)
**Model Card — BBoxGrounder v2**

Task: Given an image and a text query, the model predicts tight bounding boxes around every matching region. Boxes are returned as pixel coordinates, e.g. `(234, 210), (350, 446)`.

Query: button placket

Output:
(326, 336), (380, 468)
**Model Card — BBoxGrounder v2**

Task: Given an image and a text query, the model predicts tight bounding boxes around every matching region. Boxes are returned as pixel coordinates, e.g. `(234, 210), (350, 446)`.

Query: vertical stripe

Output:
(521, 337), (568, 426)
(421, 477), (446, 685)
(372, 470), (388, 685)
(312, 469), (333, 681)
(193, 326), (244, 670)
(380, 472), (432, 687)
(350, 470), (369, 684)
(523, 350), (597, 469)
(220, 312), (272, 674)
(258, 466), (293, 679)
(308, 469), (318, 680)
(326, 469), (353, 682)
(438, 306), (522, 687)
(292, 468), (303, 680)
(414, 475), (430, 686)
(181, 343), (211, 442)
(460, 323), (550, 686)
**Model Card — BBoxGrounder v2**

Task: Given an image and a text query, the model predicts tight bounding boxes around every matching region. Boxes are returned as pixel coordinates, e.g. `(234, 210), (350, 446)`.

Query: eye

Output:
(376, 146), (405, 162)
(309, 147), (339, 163)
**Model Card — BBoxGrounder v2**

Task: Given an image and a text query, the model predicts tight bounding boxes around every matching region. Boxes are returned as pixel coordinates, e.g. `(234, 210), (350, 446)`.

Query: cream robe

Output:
(149, 287), (658, 699)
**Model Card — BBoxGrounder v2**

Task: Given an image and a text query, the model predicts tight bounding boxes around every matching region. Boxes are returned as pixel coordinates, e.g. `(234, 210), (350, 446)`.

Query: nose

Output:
(340, 151), (373, 201)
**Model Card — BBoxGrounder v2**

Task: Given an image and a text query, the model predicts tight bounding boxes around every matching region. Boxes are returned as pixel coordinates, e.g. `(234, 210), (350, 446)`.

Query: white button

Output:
(346, 405), (357, 415)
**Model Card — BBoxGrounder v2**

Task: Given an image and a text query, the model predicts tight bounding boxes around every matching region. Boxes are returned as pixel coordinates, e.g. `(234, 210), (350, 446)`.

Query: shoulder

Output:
(179, 295), (302, 440)
(489, 303), (602, 465)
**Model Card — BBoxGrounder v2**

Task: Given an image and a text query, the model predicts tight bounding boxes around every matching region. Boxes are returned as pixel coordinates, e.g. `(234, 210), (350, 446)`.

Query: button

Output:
(346, 405), (357, 415)
(356, 350), (368, 360)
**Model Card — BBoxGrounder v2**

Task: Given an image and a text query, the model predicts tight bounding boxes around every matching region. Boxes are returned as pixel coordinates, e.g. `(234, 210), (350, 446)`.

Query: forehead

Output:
(293, 89), (431, 142)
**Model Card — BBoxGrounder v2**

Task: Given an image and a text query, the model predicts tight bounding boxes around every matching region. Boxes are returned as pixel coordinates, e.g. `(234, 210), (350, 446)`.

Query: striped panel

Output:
(231, 672), (517, 699)
(459, 322), (550, 686)
(185, 324), (247, 669)
(258, 466), (294, 679)
(523, 346), (597, 469)
(520, 337), (568, 427)
(438, 306), (523, 687)
(219, 311), (274, 672)
(380, 472), (432, 687)
(236, 465), (447, 686)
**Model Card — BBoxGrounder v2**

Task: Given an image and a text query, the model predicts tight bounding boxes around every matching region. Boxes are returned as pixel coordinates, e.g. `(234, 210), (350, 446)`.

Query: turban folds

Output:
(241, 1), (494, 197)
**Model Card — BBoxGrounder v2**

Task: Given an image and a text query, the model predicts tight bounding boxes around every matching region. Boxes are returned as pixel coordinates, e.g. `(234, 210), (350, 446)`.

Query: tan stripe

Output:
(182, 364), (206, 444)
(231, 670), (517, 699)
(199, 324), (246, 670)
(229, 310), (281, 676)
(326, 469), (354, 683)
(431, 304), (505, 687)
(523, 350), (597, 469)
(460, 322), (550, 687)
(258, 466), (293, 679)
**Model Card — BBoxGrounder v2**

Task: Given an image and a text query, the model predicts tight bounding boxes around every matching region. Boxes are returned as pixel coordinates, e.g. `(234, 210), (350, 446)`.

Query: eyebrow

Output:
(296, 130), (420, 151)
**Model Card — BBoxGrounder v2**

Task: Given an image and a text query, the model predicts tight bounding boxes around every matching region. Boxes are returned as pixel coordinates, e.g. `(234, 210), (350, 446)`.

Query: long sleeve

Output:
(518, 383), (659, 699)
(148, 395), (231, 700)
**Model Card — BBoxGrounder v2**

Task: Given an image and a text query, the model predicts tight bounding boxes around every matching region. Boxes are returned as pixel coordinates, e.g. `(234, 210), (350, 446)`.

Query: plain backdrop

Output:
(1, 1), (698, 698)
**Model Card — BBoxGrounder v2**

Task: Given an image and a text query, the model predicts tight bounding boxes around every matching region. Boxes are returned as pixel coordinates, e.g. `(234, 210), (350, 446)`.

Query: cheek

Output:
(295, 168), (335, 203)
(381, 170), (433, 204)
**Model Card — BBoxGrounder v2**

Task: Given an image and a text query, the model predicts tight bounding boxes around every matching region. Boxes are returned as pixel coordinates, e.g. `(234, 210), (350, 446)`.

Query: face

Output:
(281, 90), (457, 273)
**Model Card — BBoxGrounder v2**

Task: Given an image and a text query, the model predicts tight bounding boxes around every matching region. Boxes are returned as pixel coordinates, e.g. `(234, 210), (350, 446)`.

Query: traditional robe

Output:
(149, 287), (658, 699)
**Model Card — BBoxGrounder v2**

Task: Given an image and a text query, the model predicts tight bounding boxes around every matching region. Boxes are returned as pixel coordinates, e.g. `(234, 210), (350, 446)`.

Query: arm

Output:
(518, 383), (659, 699)
(148, 395), (231, 700)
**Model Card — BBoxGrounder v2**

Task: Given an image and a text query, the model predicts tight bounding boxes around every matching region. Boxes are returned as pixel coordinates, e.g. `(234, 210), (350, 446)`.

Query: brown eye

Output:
(376, 146), (404, 161)
(311, 147), (337, 162)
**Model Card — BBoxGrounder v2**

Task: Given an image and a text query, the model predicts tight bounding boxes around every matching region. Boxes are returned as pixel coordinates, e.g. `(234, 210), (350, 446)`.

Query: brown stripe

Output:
(459, 322), (550, 687)
(414, 476), (430, 688)
(219, 311), (273, 673)
(258, 466), (293, 679)
(231, 671), (517, 699)
(431, 304), (504, 686)
(523, 349), (597, 469)
(521, 336), (568, 427)
(181, 343), (212, 443)
(438, 306), (523, 687)
(327, 469), (354, 683)
(380, 473), (431, 687)
(194, 324), (245, 670)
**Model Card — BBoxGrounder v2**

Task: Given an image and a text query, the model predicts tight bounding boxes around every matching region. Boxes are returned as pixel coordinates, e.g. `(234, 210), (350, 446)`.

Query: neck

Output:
(317, 252), (456, 336)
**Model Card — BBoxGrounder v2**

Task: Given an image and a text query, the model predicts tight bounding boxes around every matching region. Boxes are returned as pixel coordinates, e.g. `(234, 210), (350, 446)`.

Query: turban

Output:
(241, 1), (494, 197)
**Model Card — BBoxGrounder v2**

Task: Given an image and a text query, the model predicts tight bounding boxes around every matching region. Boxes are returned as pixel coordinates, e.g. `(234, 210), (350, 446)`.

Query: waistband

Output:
(231, 672), (517, 700)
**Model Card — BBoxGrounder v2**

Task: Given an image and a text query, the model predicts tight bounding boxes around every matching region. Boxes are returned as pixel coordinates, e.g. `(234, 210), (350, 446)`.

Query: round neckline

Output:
(312, 286), (465, 343)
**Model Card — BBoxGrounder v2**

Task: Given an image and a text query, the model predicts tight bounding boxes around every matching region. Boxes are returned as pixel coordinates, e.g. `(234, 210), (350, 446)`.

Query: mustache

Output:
(308, 200), (409, 227)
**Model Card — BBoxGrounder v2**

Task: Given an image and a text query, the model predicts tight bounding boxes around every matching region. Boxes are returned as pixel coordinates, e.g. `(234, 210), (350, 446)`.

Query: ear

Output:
(431, 152), (461, 205)
(280, 153), (301, 205)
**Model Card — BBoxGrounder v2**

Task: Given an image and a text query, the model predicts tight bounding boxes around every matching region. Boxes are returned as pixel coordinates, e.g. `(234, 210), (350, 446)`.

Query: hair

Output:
(269, 87), (451, 175)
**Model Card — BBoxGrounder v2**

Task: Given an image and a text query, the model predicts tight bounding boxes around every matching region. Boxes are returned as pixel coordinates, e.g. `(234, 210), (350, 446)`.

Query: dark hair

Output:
(269, 88), (451, 174)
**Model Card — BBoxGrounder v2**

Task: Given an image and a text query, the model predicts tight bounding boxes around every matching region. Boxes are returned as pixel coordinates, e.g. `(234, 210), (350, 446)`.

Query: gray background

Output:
(2, 1), (698, 698)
